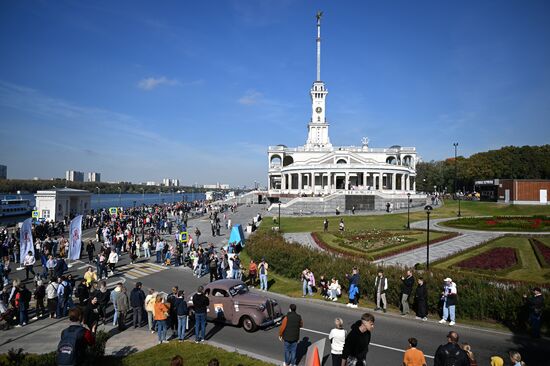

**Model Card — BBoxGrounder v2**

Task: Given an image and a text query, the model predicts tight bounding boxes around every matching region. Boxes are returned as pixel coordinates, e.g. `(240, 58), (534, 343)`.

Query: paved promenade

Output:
(283, 233), (324, 251)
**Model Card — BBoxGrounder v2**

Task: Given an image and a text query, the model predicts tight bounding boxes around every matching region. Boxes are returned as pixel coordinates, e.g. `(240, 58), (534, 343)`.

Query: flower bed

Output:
(311, 231), (459, 261)
(443, 216), (550, 232)
(532, 239), (550, 267)
(455, 247), (518, 270)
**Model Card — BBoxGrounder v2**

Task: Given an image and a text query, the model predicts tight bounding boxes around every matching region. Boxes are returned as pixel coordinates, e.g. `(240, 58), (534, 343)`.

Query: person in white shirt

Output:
(23, 251), (36, 280)
(329, 317), (346, 366)
(328, 278), (341, 302)
(107, 251), (119, 276)
(439, 277), (458, 326)
(143, 240), (151, 258)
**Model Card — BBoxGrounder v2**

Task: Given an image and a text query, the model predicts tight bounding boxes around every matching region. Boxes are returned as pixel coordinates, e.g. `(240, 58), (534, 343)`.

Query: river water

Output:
(15, 192), (206, 211)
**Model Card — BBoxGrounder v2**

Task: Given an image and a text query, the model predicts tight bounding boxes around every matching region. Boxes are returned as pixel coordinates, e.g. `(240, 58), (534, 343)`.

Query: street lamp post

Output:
(141, 188), (145, 205)
(407, 192), (411, 230)
(425, 205), (433, 270)
(118, 187), (122, 208)
(453, 142), (461, 217)
(278, 202), (281, 231)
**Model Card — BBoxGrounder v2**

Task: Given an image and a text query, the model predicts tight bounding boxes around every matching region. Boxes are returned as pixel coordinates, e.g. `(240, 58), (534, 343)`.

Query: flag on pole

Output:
(19, 218), (34, 263)
(68, 215), (83, 260)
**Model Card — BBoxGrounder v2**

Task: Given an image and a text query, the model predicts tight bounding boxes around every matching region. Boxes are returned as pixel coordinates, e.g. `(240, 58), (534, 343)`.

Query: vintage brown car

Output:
(188, 279), (283, 332)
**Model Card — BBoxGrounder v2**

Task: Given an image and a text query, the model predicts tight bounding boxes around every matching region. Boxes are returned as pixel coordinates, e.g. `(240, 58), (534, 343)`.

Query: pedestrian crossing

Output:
(117, 262), (168, 280)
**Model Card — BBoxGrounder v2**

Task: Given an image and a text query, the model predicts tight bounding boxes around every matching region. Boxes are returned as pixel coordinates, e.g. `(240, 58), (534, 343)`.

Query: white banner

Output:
(19, 218), (34, 263)
(68, 215), (83, 260)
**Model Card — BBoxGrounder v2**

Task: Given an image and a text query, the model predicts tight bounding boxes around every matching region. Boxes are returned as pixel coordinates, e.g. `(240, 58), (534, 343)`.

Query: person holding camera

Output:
(524, 287), (544, 338)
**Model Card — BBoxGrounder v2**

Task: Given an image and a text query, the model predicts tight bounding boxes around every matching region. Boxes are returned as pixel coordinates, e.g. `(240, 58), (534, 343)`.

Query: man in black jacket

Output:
(174, 290), (188, 342)
(130, 282), (145, 328)
(414, 277), (428, 321)
(341, 312), (375, 366)
(400, 270), (415, 316)
(433, 331), (470, 366)
(279, 304), (303, 366)
(524, 287), (544, 338)
(192, 285), (209, 343)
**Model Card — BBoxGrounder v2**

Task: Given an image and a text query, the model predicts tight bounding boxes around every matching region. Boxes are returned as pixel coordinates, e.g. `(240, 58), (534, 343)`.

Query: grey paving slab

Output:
(283, 233), (324, 251)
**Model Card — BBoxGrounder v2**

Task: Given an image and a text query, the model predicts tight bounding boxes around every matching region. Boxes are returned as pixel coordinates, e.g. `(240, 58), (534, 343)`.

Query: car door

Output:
(210, 288), (234, 324)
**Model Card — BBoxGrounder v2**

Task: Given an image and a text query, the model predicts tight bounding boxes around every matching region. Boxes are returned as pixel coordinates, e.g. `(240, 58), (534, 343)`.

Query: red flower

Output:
(456, 247), (517, 270)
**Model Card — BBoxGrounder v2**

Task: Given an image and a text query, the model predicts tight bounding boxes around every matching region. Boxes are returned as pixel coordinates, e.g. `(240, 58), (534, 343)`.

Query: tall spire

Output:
(316, 11), (322, 81)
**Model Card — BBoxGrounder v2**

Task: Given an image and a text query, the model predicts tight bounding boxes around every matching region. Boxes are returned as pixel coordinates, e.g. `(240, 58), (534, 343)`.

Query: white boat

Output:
(0, 195), (33, 217)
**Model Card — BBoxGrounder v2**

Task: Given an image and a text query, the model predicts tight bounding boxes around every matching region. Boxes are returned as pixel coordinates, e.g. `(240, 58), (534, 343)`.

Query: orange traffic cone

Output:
(311, 345), (321, 366)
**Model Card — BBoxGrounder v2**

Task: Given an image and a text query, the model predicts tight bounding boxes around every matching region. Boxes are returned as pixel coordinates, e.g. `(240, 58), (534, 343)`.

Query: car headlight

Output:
(258, 304), (266, 311)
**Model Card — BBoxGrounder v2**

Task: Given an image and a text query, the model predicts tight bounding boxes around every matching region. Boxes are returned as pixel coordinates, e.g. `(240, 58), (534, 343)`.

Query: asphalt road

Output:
(5, 204), (550, 365)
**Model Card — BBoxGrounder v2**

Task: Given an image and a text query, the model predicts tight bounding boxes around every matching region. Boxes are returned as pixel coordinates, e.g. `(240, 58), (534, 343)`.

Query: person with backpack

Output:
(194, 227), (201, 246)
(57, 276), (71, 318)
(46, 279), (59, 318)
(174, 290), (188, 342)
(115, 286), (129, 331)
(130, 282), (146, 328)
(15, 283), (31, 327)
(33, 280), (46, 320)
(75, 280), (89, 305)
(56, 307), (95, 366)
(433, 331), (471, 366)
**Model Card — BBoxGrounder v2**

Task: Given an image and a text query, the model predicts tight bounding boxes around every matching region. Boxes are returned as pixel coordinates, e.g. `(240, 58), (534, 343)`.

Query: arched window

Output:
(283, 156), (294, 167)
(336, 159), (347, 164)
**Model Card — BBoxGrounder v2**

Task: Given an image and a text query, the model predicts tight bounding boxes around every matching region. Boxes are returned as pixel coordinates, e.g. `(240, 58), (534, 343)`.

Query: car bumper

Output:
(260, 315), (283, 327)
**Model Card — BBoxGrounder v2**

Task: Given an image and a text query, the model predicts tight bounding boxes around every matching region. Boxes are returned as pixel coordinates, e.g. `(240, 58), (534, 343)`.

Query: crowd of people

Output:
(0, 199), (544, 366)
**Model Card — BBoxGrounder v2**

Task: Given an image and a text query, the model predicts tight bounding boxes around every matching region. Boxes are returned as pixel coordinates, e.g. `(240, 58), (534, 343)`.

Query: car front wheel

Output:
(241, 315), (257, 332)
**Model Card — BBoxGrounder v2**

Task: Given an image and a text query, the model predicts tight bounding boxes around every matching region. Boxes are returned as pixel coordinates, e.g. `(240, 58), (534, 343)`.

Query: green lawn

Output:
(433, 236), (550, 283)
(0, 342), (274, 366)
(268, 200), (550, 234)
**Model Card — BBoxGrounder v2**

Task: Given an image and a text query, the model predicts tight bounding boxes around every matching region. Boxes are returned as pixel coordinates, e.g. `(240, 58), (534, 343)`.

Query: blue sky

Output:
(1, 1), (549, 186)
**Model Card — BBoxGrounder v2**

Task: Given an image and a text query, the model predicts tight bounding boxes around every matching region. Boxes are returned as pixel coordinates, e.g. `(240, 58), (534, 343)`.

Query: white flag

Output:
(68, 215), (83, 260)
(19, 218), (34, 263)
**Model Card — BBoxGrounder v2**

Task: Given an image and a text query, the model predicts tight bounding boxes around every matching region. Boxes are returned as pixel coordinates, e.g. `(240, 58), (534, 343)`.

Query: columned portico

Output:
(267, 12), (418, 201)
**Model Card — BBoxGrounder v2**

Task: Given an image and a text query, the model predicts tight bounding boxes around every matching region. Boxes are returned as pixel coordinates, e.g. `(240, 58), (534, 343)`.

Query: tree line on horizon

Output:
(416, 144), (550, 193)
(0, 180), (210, 195)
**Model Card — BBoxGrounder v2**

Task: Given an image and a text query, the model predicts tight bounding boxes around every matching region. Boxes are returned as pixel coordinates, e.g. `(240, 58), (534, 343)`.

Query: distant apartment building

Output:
(146, 181), (157, 186)
(0, 164), (6, 179)
(203, 183), (230, 189)
(87, 172), (101, 182)
(65, 170), (84, 182)
(162, 178), (180, 187)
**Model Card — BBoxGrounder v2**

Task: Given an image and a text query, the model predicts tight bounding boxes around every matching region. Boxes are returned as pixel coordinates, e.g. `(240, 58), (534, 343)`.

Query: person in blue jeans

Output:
(279, 304), (303, 366)
(259, 258), (269, 291)
(174, 290), (188, 341)
(301, 268), (314, 297)
(154, 295), (170, 344)
(192, 286), (209, 342)
(439, 278), (458, 326)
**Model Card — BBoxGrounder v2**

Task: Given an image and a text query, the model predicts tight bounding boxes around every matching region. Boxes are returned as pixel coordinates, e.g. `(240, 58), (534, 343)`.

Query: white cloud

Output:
(137, 76), (180, 90)
(238, 89), (263, 105)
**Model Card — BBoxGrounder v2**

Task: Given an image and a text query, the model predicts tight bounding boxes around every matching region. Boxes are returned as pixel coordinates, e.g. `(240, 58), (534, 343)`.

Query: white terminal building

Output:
(35, 188), (92, 221)
(267, 13), (424, 213)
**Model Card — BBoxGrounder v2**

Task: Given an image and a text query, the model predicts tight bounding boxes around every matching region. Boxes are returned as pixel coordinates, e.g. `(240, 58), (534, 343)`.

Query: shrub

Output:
(247, 230), (549, 333)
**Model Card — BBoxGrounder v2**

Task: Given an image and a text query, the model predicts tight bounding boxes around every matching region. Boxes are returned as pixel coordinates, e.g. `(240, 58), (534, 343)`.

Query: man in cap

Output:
(439, 277), (458, 326)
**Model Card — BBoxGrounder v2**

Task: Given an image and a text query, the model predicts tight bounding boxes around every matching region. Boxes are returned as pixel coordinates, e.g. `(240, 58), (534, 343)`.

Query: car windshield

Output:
(228, 283), (249, 296)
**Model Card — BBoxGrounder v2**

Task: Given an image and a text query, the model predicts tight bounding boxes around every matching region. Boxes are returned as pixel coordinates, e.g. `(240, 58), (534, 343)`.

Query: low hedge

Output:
(531, 238), (550, 268)
(247, 230), (549, 334)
